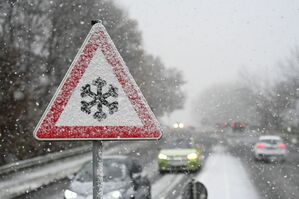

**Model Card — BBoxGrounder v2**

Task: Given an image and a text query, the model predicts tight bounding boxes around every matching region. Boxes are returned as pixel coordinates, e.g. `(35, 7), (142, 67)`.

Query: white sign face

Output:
(56, 49), (143, 127)
(34, 23), (162, 140)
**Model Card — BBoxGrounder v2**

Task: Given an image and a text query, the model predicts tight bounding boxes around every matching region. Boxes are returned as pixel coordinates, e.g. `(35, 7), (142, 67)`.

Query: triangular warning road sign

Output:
(34, 23), (162, 140)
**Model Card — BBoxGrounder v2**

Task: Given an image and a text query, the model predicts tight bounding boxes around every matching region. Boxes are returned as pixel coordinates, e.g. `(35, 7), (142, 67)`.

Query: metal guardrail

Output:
(0, 144), (92, 176)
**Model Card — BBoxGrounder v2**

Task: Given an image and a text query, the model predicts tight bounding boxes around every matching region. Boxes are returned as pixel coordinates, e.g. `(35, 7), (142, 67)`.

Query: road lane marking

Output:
(152, 174), (185, 199)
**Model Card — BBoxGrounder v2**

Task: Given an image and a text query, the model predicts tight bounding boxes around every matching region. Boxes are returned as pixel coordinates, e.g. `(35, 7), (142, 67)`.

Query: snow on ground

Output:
(195, 145), (259, 199)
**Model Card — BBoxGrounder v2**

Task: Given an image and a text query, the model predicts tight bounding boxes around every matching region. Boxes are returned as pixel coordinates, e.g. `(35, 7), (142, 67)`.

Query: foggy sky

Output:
(116, 0), (299, 127)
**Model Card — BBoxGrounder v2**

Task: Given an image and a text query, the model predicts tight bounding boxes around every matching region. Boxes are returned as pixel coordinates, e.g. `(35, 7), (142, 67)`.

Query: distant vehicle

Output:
(64, 156), (151, 199)
(231, 121), (246, 132)
(158, 138), (201, 173)
(216, 122), (230, 133)
(253, 135), (287, 162)
(216, 122), (229, 129)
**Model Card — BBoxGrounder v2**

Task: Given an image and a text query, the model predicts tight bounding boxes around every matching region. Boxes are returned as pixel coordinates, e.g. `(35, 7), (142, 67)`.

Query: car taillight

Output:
(256, 143), (265, 149)
(278, 144), (286, 149)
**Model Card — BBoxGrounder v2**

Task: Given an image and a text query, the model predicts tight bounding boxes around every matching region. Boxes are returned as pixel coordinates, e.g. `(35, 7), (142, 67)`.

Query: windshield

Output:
(3, 1), (299, 199)
(163, 139), (193, 149)
(103, 160), (127, 182)
(75, 161), (127, 182)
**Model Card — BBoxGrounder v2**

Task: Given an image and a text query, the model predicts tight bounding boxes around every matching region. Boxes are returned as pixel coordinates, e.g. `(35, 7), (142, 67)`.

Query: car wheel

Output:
(196, 165), (201, 172)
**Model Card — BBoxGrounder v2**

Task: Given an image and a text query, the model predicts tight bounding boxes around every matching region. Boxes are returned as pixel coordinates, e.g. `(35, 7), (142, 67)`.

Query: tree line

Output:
(194, 49), (299, 133)
(0, 0), (185, 165)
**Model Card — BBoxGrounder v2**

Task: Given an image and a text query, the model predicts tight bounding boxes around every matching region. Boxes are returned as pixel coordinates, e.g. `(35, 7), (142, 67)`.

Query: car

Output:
(253, 135), (287, 162)
(158, 138), (201, 173)
(64, 156), (151, 199)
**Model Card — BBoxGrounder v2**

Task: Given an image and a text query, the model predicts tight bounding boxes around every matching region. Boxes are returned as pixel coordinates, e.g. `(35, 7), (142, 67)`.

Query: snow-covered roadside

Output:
(195, 145), (259, 199)
(0, 141), (150, 199)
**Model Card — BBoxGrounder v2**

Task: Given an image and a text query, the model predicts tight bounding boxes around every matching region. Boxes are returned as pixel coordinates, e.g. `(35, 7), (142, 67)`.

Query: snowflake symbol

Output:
(80, 77), (118, 121)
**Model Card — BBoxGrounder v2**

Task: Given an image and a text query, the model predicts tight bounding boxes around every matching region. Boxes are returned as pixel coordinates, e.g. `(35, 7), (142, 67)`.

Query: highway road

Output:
(14, 130), (299, 199)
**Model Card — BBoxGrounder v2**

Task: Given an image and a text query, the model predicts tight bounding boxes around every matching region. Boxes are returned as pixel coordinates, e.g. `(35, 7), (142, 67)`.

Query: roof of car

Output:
(81, 156), (131, 167)
(84, 155), (137, 166)
(103, 155), (129, 160)
(103, 155), (133, 164)
(259, 135), (282, 140)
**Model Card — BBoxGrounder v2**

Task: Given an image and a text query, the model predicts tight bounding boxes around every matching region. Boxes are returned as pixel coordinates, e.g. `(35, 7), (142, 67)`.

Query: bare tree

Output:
(0, 0), (185, 165)
(193, 82), (259, 128)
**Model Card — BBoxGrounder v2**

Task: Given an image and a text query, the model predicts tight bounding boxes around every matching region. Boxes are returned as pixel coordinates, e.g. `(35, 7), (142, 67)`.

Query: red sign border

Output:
(34, 24), (162, 140)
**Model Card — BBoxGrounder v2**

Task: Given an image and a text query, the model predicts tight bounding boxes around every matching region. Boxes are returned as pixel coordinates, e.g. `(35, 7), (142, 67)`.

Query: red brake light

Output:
(278, 144), (286, 149)
(256, 143), (265, 149)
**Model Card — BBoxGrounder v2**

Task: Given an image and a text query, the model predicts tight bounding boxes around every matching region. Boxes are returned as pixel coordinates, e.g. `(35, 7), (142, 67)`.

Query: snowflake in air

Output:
(80, 77), (118, 121)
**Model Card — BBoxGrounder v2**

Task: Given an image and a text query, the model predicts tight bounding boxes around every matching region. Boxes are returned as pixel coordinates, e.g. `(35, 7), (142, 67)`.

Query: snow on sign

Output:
(34, 23), (162, 140)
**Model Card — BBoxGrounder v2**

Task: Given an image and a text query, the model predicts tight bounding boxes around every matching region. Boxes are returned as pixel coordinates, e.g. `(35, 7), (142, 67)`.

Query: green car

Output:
(158, 138), (201, 173)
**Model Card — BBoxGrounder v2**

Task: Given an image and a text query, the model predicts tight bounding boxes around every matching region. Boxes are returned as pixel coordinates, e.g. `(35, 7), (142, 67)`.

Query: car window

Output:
(260, 139), (282, 145)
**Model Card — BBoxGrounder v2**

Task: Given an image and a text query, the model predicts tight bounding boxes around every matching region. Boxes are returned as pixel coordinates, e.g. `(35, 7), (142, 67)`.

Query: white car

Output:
(254, 135), (287, 162)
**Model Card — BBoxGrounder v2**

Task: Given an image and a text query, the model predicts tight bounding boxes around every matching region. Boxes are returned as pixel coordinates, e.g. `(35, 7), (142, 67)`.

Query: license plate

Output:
(267, 147), (276, 150)
(173, 157), (183, 160)
(169, 160), (186, 166)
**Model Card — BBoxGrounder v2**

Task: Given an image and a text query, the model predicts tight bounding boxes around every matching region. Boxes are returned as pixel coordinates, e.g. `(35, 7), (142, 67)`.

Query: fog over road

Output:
(15, 130), (299, 199)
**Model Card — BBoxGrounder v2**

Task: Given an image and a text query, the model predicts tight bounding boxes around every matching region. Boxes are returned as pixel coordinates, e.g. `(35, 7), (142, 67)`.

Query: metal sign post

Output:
(93, 141), (103, 199)
(91, 20), (104, 199)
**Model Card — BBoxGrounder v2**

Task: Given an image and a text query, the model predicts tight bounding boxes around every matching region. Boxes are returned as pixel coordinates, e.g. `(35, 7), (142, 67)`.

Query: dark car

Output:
(64, 156), (151, 199)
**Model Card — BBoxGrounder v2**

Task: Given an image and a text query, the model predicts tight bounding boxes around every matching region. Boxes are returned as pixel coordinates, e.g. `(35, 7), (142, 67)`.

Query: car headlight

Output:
(187, 152), (198, 160)
(105, 190), (122, 199)
(64, 189), (78, 199)
(158, 153), (168, 160)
